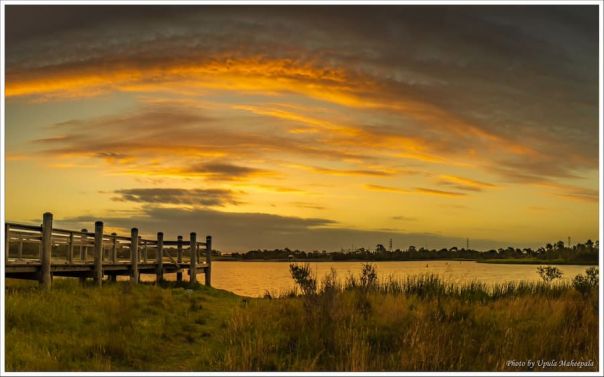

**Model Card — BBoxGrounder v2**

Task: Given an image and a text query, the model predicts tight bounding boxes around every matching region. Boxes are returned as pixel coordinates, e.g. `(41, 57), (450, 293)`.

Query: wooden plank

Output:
(6, 223), (42, 232)
(163, 240), (205, 246)
(6, 265), (39, 273)
(52, 227), (91, 236)
(51, 265), (94, 272)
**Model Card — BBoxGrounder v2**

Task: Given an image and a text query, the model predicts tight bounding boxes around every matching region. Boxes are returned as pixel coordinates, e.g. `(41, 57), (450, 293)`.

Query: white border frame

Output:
(0, 1), (602, 376)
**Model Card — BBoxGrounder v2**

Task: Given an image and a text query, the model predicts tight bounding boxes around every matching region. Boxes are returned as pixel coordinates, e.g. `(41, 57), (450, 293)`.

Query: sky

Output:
(3, 5), (600, 252)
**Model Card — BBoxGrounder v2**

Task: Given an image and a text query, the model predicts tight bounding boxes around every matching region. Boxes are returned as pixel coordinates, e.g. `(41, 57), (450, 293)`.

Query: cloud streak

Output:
(112, 188), (242, 207)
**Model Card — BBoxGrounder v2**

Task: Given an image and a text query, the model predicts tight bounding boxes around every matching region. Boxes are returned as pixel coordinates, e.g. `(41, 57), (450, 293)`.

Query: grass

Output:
(5, 271), (600, 372)
(5, 279), (240, 371)
(220, 272), (599, 371)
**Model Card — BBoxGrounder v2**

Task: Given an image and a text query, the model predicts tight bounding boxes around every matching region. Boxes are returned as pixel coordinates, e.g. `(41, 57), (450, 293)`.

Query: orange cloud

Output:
(415, 187), (466, 197)
(7, 55), (532, 164)
(438, 175), (497, 192)
(290, 163), (398, 177)
(364, 184), (408, 193)
(9, 53), (593, 191)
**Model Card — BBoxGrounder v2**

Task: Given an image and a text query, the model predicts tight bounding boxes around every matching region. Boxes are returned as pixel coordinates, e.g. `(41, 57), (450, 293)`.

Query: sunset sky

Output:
(3, 5), (600, 252)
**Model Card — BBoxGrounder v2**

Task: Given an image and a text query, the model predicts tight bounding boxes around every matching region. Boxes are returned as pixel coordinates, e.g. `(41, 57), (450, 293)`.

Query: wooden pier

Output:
(4, 212), (212, 288)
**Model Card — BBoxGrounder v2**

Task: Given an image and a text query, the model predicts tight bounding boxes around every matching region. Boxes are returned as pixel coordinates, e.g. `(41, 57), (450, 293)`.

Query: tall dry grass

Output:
(219, 271), (599, 371)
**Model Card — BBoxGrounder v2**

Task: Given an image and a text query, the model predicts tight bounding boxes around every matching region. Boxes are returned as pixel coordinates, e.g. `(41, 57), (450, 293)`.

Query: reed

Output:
(218, 266), (599, 371)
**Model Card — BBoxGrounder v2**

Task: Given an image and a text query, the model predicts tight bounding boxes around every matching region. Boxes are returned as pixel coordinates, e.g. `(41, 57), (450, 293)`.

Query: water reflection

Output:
(137, 260), (591, 297)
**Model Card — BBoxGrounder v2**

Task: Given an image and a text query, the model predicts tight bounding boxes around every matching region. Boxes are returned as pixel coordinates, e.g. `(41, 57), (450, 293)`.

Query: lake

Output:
(142, 260), (592, 297)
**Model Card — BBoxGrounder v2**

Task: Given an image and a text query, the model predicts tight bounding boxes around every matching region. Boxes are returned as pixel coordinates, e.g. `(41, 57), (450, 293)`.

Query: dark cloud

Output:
(291, 202), (326, 210)
(556, 187), (599, 203)
(188, 162), (269, 181)
(55, 206), (515, 252)
(391, 216), (416, 222)
(112, 188), (242, 207)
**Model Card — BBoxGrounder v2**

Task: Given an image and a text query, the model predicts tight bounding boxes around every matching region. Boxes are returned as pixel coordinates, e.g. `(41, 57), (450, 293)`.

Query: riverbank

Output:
(5, 275), (599, 372)
(214, 257), (479, 262)
(215, 256), (597, 265)
(476, 258), (598, 265)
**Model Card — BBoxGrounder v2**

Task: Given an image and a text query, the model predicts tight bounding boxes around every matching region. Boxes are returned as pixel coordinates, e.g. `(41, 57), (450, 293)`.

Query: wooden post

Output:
(205, 235), (212, 287)
(4, 223), (9, 264)
(67, 232), (74, 263)
(94, 221), (104, 286)
(190, 232), (197, 285)
(156, 232), (164, 283)
(141, 237), (146, 263)
(111, 233), (117, 263)
(40, 212), (53, 288)
(79, 229), (87, 283)
(130, 228), (139, 283)
(80, 229), (87, 262)
(176, 235), (183, 282)
(109, 233), (117, 282)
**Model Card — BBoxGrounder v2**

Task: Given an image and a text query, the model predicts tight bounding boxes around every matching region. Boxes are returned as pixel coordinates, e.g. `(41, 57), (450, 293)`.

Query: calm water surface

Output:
(145, 260), (591, 297)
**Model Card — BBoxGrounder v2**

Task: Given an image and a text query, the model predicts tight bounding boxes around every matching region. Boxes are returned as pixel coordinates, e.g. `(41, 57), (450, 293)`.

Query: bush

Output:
(289, 263), (317, 296)
(320, 267), (338, 294)
(360, 263), (377, 290)
(536, 266), (563, 283)
(573, 267), (599, 295)
(585, 266), (599, 286)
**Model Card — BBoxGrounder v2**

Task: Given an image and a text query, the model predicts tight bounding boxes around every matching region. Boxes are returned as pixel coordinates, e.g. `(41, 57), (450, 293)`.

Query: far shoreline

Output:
(213, 257), (598, 266)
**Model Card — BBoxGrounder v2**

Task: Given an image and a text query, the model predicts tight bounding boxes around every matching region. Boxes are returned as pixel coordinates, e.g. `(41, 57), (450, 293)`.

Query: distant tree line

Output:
(228, 240), (599, 264)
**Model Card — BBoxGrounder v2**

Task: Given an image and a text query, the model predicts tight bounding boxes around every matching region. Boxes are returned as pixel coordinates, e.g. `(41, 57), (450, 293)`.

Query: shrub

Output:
(320, 268), (338, 294)
(360, 263), (378, 290)
(573, 267), (599, 295)
(536, 266), (563, 283)
(585, 266), (599, 286)
(289, 263), (317, 296)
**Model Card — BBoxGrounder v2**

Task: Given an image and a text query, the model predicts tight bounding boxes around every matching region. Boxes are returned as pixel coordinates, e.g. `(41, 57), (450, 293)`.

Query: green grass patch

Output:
(5, 279), (241, 371)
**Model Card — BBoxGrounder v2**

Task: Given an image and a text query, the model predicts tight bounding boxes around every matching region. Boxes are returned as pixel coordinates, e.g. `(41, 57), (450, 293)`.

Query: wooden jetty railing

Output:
(4, 212), (212, 289)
